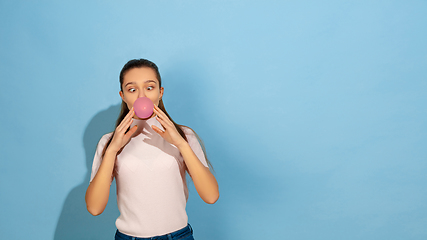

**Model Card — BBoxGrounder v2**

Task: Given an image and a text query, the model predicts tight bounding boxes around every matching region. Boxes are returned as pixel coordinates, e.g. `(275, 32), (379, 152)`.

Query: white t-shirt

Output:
(90, 116), (208, 237)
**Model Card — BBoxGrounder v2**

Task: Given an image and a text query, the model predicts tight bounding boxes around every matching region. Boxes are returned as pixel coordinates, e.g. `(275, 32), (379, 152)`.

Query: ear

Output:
(159, 87), (164, 100)
(119, 90), (125, 102)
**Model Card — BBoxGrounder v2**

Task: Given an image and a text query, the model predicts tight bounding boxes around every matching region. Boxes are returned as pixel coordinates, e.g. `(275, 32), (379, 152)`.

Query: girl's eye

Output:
(128, 88), (136, 92)
(147, 86), (154, 90)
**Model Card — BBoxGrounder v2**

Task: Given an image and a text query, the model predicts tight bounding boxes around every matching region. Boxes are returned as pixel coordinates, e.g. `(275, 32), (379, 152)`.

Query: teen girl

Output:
(85, 59), (219, 240)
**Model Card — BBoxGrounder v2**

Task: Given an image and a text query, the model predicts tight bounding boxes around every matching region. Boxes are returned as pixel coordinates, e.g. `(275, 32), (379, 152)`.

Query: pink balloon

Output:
(133, 97), (154, 119)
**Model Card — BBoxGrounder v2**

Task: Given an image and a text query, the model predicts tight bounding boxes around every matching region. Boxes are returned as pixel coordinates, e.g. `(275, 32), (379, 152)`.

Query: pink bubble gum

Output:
(133, 97), (154, 119)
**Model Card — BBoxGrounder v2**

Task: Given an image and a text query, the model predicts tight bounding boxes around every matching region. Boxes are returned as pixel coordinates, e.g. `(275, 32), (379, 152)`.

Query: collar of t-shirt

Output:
(130, 115), (165, 137)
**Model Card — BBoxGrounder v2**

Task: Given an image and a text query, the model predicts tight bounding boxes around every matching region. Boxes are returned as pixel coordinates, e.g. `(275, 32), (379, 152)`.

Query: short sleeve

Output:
(182, 127), (209, 168)
(90, 132), (114, 182)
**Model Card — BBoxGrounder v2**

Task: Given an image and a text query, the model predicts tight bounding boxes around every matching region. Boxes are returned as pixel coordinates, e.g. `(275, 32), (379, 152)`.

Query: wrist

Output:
(176, 140), (189, 150)
(105, 147), (119, 156)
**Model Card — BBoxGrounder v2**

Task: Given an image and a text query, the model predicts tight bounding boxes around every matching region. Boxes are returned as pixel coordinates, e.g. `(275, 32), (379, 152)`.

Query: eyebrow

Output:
(124, 80), (157, 87)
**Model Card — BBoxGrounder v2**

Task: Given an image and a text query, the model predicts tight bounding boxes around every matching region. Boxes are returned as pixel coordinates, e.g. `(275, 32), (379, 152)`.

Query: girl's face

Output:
(119, 67), (164, 119)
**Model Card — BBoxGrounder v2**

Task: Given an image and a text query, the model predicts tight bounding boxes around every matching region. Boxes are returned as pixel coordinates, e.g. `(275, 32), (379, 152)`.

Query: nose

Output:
(138, 90), (146, 98)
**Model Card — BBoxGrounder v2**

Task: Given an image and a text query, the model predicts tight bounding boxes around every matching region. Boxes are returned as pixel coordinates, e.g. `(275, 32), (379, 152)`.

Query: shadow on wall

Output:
(54, 104), (120, 240)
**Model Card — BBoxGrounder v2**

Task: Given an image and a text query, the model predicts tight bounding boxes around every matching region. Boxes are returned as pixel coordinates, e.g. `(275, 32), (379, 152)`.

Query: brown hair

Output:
(102, 59), (212, 170)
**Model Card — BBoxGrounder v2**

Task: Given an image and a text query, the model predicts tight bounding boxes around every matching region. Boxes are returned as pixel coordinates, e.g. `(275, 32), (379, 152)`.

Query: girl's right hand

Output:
(107, 107), (138, 153)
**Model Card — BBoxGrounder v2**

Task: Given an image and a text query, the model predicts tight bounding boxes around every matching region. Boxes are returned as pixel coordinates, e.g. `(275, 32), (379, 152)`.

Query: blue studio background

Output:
(1, 1), (426, 239)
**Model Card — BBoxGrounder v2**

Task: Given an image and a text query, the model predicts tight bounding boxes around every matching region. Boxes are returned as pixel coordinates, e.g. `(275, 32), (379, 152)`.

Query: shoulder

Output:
(181, 126), (197, 141)
(181, 126), (195, 136)
(101, 132), (114, 140)
(180, 126), (203, 149)
(93, 132), (114, 156)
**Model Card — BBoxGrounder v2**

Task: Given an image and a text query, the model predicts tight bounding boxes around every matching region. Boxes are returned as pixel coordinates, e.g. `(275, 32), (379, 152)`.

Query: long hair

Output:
(101, 59), (212, 170)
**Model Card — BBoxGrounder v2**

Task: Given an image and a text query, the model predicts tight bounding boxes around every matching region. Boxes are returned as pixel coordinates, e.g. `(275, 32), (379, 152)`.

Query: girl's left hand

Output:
(152, 104), (186, 148)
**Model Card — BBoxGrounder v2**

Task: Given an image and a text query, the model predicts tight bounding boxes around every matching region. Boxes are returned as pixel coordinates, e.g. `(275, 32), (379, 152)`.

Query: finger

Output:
(123, 125), (138, 140)
(116, 117), (133, 134)
(115, 120), (135, 143)
(120, 107), (134, 123)
(117, 108), (135, 132)
(122, 107), (135, 124)
(153, 105), (173, 126)
(152, 125), (164, 136)
(153, 105), (167, 119)
(155, 115), (170, 130)
(121, 107), (135, 124)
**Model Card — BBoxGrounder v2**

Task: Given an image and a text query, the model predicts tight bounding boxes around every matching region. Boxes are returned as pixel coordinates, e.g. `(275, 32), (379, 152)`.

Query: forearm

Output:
(85, 149), (117, 215)
(178, 142), (219, 204)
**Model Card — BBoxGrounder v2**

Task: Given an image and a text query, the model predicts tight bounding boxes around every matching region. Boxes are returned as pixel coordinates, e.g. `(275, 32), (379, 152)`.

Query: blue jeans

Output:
(115, 224), (194, 240)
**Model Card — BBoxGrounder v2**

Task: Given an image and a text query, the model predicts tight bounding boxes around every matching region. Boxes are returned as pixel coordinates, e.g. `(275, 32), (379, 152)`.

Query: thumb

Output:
(124, 125), (138, 139)
(152, 125), (164, 136)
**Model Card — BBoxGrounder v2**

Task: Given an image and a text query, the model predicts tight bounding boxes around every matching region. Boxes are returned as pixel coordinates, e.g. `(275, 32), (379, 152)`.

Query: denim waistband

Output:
(115, 224), (193, 240)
